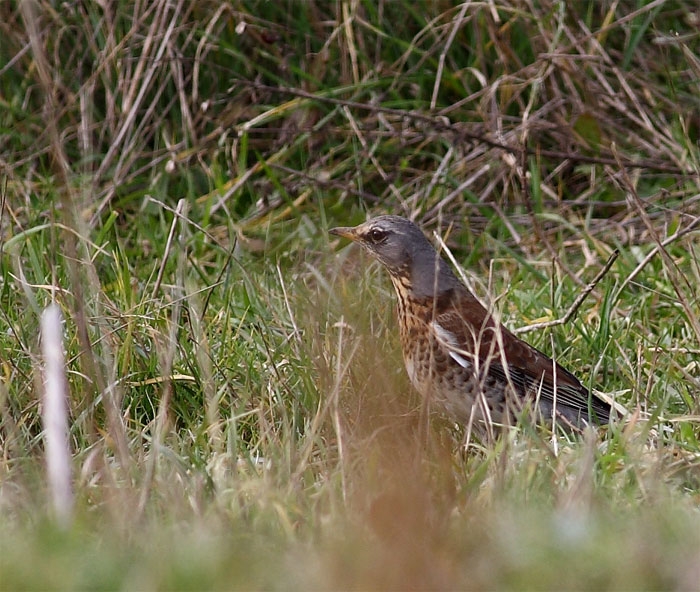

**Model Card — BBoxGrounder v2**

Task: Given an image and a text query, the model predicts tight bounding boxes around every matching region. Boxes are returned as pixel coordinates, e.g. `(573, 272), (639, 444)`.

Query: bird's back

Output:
(393, 277), (611, 428)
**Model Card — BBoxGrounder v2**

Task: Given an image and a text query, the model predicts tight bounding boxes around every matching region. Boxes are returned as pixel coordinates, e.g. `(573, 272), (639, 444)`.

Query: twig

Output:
(614, 216), (700, 304)
(612, 148), (700, 344)
(513, 249), (619, 335)
(152, 198), (187, 301)
(232, 80), (698, 176)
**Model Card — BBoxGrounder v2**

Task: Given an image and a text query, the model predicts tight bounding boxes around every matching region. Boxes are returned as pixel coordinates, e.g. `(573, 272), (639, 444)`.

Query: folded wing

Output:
(431, 289), (611, 425)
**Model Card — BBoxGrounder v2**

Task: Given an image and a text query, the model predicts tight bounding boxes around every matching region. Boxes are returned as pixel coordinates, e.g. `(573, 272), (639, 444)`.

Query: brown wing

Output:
(433, 287), (611, 425)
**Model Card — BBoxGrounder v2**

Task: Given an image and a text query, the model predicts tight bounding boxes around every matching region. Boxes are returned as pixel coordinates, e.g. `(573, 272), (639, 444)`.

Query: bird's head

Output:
(330, 215), (458, 297)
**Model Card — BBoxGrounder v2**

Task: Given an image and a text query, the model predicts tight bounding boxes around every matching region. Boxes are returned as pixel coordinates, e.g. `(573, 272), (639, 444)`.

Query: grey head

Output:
(329, 215), (460, 298)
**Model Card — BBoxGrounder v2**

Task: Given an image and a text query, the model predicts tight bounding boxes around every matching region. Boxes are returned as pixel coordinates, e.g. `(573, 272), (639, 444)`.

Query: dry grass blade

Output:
(40, 303), (73, 528)
(20, 0), (131, 471)
(614, 215), (700, 303)
(614, 157), (700, 346)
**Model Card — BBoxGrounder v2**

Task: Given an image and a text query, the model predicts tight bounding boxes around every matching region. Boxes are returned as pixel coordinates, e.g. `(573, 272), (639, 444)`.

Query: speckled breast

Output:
(398, 312), (507, 425)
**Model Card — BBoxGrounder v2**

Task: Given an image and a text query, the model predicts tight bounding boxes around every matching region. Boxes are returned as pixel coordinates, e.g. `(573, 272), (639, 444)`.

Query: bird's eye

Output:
(368, 228), (387, 243)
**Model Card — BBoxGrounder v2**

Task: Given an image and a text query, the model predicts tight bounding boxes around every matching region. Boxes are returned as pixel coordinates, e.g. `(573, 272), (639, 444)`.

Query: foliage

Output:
(1, 0), (699, 588)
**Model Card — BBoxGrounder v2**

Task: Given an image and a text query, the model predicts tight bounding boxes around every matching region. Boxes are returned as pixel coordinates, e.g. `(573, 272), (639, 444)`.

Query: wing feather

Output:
(430, 289), (610, 424)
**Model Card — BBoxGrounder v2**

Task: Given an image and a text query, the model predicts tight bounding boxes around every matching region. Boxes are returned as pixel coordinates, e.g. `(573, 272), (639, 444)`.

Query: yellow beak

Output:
(329, 226), (360, 242)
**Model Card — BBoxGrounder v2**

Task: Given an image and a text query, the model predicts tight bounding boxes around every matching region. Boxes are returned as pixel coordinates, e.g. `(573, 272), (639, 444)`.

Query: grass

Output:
(1, 0), (699, 589)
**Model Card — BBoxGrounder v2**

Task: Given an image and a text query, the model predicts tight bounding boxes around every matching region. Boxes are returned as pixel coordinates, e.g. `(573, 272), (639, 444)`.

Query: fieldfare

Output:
(330, 215), (611, 433)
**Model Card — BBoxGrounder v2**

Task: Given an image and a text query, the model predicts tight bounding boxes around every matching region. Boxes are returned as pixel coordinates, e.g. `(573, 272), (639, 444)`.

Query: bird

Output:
(330, 215), (611, 435)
